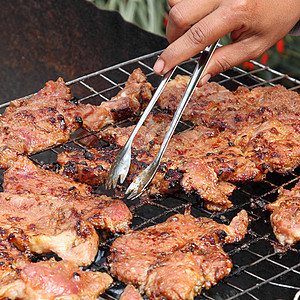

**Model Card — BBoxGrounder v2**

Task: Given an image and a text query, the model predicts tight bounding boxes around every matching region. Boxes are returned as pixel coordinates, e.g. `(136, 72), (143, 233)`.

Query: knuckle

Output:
(214, 56), (233, 74)
(168, 6), (187, 28)
(186, 23), (208, 46)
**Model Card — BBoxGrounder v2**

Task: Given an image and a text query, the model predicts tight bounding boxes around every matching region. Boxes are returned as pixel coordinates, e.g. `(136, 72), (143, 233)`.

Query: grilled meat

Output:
(0, 192), (99, 266)
(108, 210), (248, 299)
(0, 69), (152, 169)
(4, 156), (132, 233)
(0, 258), (113, 300)
(234, 118), (300, 174)
(0, 78), (78, 169)
(0, 240), (32, 297)
(80, 68), (153, 131)
(57, 115), (262, 210)
(120, 285), (144, 300)
(157, 76), (300, 131)
(267, 180), (300, 245)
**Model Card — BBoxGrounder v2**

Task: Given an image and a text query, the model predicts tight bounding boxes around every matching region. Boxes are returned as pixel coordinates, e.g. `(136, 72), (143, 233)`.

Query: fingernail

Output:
(200, 73), (211, 86)
(153, 59), (165, 74)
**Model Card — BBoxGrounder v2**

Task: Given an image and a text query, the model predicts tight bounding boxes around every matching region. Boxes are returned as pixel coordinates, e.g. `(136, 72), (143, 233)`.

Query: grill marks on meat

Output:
(4, 156), (132, 233)
(158, 77), (300, 175)
(267, 181), (300, 246)
(0, 257), (113, 300)
(0, 78), (77, 169)
(0, 68), (153, 169)
(158, 77), (300, 131)
(0, 192), (99, 266)
(57, 112), (262, 210)
(108, 210), (248, 300)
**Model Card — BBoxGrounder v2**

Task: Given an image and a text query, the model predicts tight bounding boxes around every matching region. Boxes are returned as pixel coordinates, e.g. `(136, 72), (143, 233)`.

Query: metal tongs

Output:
(106, 41), (219, 199)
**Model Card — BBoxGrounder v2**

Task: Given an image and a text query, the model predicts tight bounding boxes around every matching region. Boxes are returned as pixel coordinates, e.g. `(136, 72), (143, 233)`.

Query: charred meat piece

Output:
(4, 156), (132, 233)
(0, 192), (99, 266)
(80, 68), (153, 131)
(0, 69), (152, 169)
(234, 118), (300, 174)
(0, 78), (79, 169)
(157, 76), (300, 131)
(267, 180), (300, 245)
(0, 258), (113, 300)
(0, 240), (32, 298)
(56, 111), (172, 188)
(108, 210), (248, 299)
(4, 155), (92, 197)
(99, 110), (172, 151)
(57, 121), (262, 211)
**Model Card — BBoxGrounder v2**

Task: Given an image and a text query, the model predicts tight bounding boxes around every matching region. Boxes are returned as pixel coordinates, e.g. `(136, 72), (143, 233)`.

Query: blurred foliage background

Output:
(91, 0), (300, 80)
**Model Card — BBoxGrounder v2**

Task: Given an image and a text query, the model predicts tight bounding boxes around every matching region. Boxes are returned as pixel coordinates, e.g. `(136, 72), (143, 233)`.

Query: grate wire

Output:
(7, 49), (300, 299)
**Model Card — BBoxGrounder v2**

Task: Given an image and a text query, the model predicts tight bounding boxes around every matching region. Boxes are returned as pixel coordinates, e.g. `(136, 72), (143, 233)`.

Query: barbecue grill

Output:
(1, 1), (300, 299)
(0, 49), (299, 300)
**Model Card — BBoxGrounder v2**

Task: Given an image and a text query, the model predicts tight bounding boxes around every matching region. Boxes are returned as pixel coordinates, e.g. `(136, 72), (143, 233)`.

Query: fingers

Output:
(199, 38), (267, 85)
(166, 0), (218, 43)
(153, 7), (236, 75)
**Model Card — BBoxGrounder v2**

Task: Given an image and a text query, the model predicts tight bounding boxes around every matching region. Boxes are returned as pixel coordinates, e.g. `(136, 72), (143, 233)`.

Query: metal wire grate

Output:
(3, 50), (300, 300)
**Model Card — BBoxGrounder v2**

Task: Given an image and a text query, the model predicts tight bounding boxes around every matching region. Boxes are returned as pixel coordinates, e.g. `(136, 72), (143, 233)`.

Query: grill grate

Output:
(3, 50), (300, 300)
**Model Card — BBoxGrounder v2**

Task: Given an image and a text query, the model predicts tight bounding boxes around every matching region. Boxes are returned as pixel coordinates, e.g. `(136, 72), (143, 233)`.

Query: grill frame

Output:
(2, 49), (300, 300)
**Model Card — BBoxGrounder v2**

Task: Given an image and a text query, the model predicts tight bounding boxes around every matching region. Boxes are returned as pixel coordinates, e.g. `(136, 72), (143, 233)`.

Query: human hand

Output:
(153, 0), (300, 84)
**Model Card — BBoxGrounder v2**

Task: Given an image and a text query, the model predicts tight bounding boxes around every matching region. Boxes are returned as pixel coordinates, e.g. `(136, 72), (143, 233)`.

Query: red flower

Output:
(260, 53), (269, 65)
(243, 61), (255, 70)
(276, 39), (285, 54)
(163, 13), (168, 27)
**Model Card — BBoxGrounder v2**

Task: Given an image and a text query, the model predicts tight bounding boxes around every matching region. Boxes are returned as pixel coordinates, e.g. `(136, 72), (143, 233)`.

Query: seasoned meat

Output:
(0, 192), (99, 266)
(158, 76), (300, 131)
(267, 180), (300, 245)
(234, 118), (300, 174)
(0, 69), (152, 169)
(0, 78), (78, 169)
(0, 240), (32, 298)
(99, 110), (172, 151)
(120, 284), (144, 300)
(4, 156), (132, 233)
(57, 121), (261, 211)
(108, 210), (248, 299)
(80, 68), (153, 131)
(0, 259), (113, 300)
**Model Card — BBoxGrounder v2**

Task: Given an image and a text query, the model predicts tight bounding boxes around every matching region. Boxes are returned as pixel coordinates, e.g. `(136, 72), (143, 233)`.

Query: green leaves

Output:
(91, 0), (168, 36)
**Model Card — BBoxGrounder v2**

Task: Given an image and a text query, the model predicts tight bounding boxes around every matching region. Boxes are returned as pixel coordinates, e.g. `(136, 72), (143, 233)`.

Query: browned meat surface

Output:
(158, 76), (300, 131)
(0, 258), (113, 300)
(0, 192), (99, 266)
(0, 78), (79, 169)
(57, 120), (262, 211)
(4, 156), (132, 233)
(99, 111), (172, 151)
(267, 180), (300, 245)
(108, 210), (248, 299)
(80, 68), (153, 131)
(56, 80), (300, 211)
(0, 240), (32, 298)
(234, 118), (300, 174)
(158, 77), (300, 175)
(0, 69), (152, 169)
(120, 284), (143, 300)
